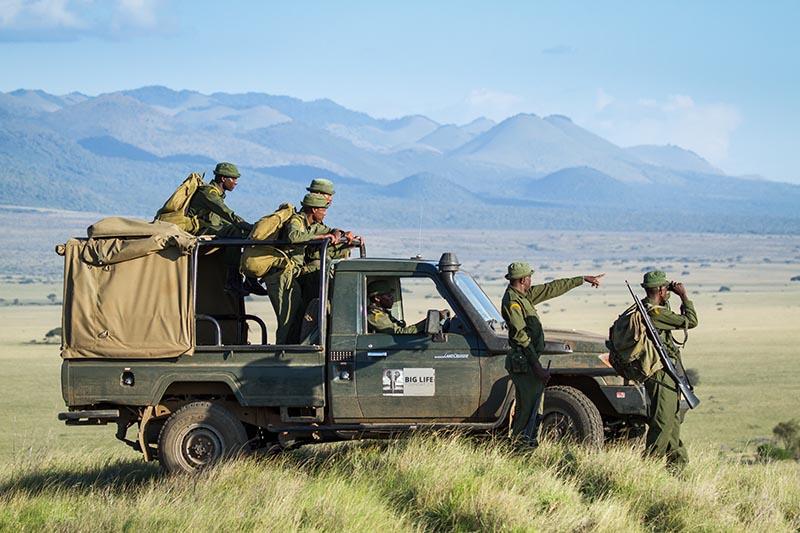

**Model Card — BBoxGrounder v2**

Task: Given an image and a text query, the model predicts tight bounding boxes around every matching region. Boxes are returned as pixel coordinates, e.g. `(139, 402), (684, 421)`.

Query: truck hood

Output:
(490, 327), (608, 355)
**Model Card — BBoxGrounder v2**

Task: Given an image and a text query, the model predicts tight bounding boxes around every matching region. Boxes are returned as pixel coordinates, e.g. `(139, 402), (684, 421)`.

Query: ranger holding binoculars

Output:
(639, 270), (699, 468)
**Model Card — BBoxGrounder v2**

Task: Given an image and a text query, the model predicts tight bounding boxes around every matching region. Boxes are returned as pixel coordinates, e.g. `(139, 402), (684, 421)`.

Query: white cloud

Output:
(0, 0), (85, 29)
(0, 1), (25, 26)
(113, 0), (158, 29)
(595, 88), (613, 111)
(591, 94), (741, 165)
(0, 0), (165, 40)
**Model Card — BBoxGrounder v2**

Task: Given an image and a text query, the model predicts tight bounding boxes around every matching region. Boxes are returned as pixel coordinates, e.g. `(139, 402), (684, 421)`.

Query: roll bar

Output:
(191, 238), (365, 348)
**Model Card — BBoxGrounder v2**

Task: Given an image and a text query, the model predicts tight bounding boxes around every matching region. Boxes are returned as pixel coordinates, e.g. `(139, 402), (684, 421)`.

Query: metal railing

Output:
(191, 237), (365, 348)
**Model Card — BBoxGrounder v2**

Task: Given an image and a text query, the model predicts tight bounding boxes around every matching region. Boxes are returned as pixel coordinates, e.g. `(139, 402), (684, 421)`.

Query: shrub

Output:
(757, 443), (794, 461)
(773, 419), (800, 454)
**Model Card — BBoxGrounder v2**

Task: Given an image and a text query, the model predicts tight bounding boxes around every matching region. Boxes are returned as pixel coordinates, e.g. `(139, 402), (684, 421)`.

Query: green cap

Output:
(368, 280), (394, 297)
(505, 262), (533, 280)
(214, 162), (240, 178)
(641, 270), (670, 288)
(301, 192), (329, 208)
(307, 178), (335, 196)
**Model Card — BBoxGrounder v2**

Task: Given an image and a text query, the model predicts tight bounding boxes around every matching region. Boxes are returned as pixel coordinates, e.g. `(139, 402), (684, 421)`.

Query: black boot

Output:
(243, 276), (268, 296)
(224, 267), (247, 295)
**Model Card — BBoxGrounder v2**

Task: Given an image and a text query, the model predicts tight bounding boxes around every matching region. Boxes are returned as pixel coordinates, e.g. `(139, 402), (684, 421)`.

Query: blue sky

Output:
(1, 0), (798, 183)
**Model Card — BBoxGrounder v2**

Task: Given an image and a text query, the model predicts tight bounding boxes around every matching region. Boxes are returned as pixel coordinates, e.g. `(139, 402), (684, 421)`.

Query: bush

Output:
(773, 419), (800, 454)
(757, 443), (795, 461)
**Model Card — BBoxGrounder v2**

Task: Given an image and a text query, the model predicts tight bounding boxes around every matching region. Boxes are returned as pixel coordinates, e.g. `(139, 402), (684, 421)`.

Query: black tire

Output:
(540, 385), (604, 447)
(158, 401), (248, 474)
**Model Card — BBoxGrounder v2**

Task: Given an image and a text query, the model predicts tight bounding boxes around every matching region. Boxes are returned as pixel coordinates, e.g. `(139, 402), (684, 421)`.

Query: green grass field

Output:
(1, 225), (799, 530)
(1, 434), (798, 531)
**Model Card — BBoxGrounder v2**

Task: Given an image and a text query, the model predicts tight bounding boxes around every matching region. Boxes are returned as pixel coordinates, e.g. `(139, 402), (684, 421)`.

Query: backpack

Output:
(606, 303), (662, 382)
(240, 203), (296, 279)
(154, 172), (205, 233)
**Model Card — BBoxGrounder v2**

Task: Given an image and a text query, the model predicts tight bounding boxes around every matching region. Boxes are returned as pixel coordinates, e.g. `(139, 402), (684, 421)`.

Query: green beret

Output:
(368, 280), (394, 297)
(505, 261), (533, 280)
(641, 270), (670, 288)
(307, 178), (335, 196)
(301, 192), (329, 208)
(214, 162), (240, 178)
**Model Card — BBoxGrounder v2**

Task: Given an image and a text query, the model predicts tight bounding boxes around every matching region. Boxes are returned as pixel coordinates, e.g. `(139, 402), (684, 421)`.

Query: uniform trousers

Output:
(509, 361), (545, 439)
(645, 369), (689, 466)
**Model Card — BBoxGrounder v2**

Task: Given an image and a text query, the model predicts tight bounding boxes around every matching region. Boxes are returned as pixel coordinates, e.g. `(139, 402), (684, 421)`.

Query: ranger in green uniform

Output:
(501, 262), (604, 441)
(186, 162), (252, 238)
(272, 193), (359, 342)
(366, 280), (441, 334)
(307, 178), (335, 205)
(186, 162), (264, 295)
(640, 270), (699, 467)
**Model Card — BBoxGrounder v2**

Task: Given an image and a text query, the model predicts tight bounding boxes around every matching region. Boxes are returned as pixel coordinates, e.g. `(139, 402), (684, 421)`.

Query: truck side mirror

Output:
(425, 310), (446, 342)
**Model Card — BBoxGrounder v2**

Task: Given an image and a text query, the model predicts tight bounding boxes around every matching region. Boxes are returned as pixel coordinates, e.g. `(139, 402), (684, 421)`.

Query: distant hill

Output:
(521, 167), (638, 205)
(626, 144), (720, 174)
(418, 124), (476, 152)
(451, 113), (649, 183)
(1, 85), (799, 234)
(382, 172), (481, 204)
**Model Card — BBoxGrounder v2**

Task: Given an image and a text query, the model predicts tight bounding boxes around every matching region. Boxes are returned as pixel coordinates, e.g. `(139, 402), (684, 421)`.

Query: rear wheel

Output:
(540, 385), (603, 447)
(158, 401), (248, 474)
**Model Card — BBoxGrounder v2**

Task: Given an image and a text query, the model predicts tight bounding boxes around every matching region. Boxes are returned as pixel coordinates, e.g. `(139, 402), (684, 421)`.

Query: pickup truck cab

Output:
(58, 219), (647, 473)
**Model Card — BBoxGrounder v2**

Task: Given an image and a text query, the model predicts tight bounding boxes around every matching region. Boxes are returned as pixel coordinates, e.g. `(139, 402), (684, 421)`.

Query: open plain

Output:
(1, 210), (799, 531)
(1, 208), (799, 456)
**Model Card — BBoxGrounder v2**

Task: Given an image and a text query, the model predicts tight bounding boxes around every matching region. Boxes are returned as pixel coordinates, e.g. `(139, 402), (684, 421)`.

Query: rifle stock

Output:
(626, 281), (700, 409)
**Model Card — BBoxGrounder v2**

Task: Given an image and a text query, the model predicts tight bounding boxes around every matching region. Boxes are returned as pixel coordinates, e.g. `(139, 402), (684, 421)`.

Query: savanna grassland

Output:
(1, 208), (799, 531)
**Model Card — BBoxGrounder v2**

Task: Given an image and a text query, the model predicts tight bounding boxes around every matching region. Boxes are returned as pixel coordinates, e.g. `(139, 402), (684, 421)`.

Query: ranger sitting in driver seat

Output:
(367, 280), (448, 334)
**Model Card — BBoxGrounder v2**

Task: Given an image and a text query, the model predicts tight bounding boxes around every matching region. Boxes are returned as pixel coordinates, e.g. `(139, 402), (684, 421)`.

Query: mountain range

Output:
(1, 85), (798, 233)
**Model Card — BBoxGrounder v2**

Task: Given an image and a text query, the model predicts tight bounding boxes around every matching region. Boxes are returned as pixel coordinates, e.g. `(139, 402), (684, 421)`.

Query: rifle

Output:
(626, 281), (700, 409)
(523, 360), (552, 443)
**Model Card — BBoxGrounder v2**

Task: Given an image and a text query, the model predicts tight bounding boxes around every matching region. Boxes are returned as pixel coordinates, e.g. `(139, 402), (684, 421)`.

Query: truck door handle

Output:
(367, 351), (387, 358)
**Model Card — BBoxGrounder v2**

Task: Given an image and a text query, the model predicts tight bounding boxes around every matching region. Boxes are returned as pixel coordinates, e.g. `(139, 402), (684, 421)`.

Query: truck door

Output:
(353, 274), (482, 421)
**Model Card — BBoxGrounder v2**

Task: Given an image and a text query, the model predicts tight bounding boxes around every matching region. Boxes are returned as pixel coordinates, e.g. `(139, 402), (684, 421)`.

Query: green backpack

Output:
(606, 304), (662, 382)
(154, 172), (205, 233)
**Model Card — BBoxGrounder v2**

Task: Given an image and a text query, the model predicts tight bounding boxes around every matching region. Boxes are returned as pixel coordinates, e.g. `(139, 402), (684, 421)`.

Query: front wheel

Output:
(158, 401), (248, 474)
(540, 385), (603, 447)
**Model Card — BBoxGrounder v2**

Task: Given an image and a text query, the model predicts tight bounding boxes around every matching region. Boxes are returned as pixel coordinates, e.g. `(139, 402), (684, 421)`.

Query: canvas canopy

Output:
(59, 217), (197, 359)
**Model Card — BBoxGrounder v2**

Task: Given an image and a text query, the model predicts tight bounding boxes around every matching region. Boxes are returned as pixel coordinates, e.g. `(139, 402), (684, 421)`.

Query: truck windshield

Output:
(454, 272), (504, 326)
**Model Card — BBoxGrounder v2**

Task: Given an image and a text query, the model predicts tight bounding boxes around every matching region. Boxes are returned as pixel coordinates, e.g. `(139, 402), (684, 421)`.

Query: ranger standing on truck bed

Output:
(501, 262), (604, 442)
(277, 192), (359, 341)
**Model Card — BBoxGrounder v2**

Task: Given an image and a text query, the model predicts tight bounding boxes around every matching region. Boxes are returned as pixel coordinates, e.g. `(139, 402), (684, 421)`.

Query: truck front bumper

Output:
(598, 384), (648, 416)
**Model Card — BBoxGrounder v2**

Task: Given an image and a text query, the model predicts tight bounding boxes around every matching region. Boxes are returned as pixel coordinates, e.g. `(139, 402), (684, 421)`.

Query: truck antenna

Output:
(417, 203), (423, 258)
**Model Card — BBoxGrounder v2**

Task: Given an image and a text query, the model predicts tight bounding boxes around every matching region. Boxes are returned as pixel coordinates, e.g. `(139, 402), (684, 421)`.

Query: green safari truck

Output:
(57, 218), (647, 473)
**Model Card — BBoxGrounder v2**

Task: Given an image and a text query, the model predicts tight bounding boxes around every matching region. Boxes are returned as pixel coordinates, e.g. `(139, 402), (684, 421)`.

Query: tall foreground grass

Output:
(1, 434), (798, 532)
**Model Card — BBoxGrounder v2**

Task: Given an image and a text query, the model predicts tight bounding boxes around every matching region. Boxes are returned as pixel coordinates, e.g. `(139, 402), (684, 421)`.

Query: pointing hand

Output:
(583, 273), (605, 288)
